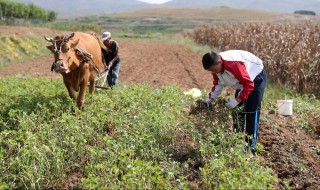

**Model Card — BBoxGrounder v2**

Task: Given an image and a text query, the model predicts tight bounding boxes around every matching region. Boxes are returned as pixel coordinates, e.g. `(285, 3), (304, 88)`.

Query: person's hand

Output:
(197, 98), (212, 109)
(201, 98), (212, 109)
(204, 98), (213, 108)
(225, 98), (239, 109)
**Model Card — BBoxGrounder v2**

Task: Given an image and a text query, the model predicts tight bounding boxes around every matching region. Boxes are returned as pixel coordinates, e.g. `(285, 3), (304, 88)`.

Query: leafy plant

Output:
(0, 77), (277, 189)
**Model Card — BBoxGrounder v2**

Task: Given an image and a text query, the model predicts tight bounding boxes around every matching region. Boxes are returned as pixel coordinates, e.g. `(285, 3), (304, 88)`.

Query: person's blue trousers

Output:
(107, 61), (121, 87)
(233, 69), (267, 151)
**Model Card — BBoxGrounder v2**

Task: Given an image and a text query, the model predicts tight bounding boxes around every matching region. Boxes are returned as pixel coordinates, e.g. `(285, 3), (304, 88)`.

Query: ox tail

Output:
(91, 33), (109, 52)
(91, 33), (109, 71)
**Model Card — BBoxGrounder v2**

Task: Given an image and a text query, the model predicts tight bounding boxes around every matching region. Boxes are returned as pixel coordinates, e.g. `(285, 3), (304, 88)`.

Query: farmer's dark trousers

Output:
(233, 69), (267, 151)
(107, 61), (121, 87)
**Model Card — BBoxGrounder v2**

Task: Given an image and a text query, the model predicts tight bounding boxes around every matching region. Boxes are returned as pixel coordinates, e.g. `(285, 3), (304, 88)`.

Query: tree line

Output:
(293, 10), (316, 16)
(0, 0), (57, 22)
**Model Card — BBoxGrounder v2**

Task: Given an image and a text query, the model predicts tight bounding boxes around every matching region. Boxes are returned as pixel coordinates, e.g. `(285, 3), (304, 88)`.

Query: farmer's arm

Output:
(109, 41), (119, 66)
(229, 62), (254, 102)
(112, 41), (119, 61)
(209, 73), (224, 100)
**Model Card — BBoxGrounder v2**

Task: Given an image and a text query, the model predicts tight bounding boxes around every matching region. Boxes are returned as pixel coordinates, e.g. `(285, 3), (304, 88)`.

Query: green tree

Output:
(0, 0), (57, 23)
(3, 1), (14, 18)
(12, 2), (28, 19)
(47, 10), (57, 21)
(294, 10), (316, 16)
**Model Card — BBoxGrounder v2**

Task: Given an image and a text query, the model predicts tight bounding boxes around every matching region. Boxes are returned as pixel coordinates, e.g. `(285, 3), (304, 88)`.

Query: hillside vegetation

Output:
(0, 34), (48, 67)
(48, 8), (320, 35)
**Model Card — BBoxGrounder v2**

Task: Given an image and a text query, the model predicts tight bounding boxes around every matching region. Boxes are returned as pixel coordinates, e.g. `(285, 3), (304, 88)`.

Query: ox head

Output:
(44, 33), (82, 73)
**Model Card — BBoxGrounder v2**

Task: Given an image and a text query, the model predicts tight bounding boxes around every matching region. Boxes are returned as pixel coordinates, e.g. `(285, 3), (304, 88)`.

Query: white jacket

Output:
(209, 50), (264, 101)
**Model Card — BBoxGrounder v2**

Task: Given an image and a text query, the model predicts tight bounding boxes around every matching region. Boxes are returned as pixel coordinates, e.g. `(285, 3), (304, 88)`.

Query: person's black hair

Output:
(202, 51), (220, 70)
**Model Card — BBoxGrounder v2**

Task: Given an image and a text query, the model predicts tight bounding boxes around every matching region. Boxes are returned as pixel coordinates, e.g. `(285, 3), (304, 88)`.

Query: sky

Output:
(138, 0), (172, 4)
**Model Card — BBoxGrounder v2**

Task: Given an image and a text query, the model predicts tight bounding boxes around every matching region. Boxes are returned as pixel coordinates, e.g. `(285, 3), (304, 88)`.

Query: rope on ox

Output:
(76, 46), (102, 77)
(76, 46), (110, 89)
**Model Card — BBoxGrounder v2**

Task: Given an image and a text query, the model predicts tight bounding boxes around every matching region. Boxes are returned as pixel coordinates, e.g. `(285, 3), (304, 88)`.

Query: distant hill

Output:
(9, 0), (320, 18)
(162, 0), (320, 15)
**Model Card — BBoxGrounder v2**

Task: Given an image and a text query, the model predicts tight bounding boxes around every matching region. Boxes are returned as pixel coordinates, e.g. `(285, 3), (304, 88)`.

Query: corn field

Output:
(186, 22), (320, 98)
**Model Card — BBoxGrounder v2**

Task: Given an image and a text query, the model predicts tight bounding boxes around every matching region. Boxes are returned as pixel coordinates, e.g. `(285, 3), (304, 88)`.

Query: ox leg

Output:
(65, 85), (78, 114)
(64, 81), (77, 101)
(77, 80), (89, 110)
(89, 80), (95, 94)
(89, 80), (95, 103)
(76, 64), (91, 110)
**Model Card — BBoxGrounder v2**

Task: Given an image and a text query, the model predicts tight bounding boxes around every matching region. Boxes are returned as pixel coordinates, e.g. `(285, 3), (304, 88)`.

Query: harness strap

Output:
(76, 46), (93, 59)
(76, 46), (103, 80)
(90, 59), (101, 76)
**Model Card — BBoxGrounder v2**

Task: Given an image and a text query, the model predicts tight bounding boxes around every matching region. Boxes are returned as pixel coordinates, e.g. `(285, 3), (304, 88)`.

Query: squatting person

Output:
(101, 31), (121, 87)
(202, 50), (267, 153)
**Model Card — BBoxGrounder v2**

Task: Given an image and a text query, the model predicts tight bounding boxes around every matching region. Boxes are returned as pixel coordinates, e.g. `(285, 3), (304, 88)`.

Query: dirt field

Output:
(1, 26), (319, 190)
(259, 112), (320, 190)
(0, 41), (212, 89)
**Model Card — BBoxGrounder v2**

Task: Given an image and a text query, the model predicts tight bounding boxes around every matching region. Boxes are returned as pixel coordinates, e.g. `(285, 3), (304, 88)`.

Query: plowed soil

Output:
(0, 26), (319, 190)
(259, 113), (320, 190)
(0, 41), (212, 90)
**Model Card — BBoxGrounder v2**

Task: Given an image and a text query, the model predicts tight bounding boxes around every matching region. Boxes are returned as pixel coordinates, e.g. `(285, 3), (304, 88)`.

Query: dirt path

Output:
(0, 55), (59, 78)
(259, 114), (320, 190)
(120, 41), (211, 90)
(1, 26), (319, 190)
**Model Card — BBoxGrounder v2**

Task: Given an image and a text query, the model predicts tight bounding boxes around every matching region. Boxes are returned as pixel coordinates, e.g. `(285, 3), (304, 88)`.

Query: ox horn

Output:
(63, 32), (75, 42)
(44, 36), (53, 42)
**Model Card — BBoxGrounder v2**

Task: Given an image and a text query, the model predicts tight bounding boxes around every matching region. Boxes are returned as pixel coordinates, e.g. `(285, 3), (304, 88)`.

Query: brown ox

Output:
(45, 32), (106, 110)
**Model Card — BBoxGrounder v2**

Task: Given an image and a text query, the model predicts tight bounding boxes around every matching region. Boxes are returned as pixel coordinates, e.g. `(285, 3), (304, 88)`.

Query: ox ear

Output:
(71, 38), (80, 49)
(76, 50), (86, 60)
(46, 45), (54, 52)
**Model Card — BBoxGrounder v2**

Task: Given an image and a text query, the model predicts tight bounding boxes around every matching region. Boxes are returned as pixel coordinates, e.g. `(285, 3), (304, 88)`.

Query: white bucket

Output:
(277, 100), (293, 116)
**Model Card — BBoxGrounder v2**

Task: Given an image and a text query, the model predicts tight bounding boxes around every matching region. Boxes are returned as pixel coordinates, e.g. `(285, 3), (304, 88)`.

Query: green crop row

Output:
(0, 77), (277, 189)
